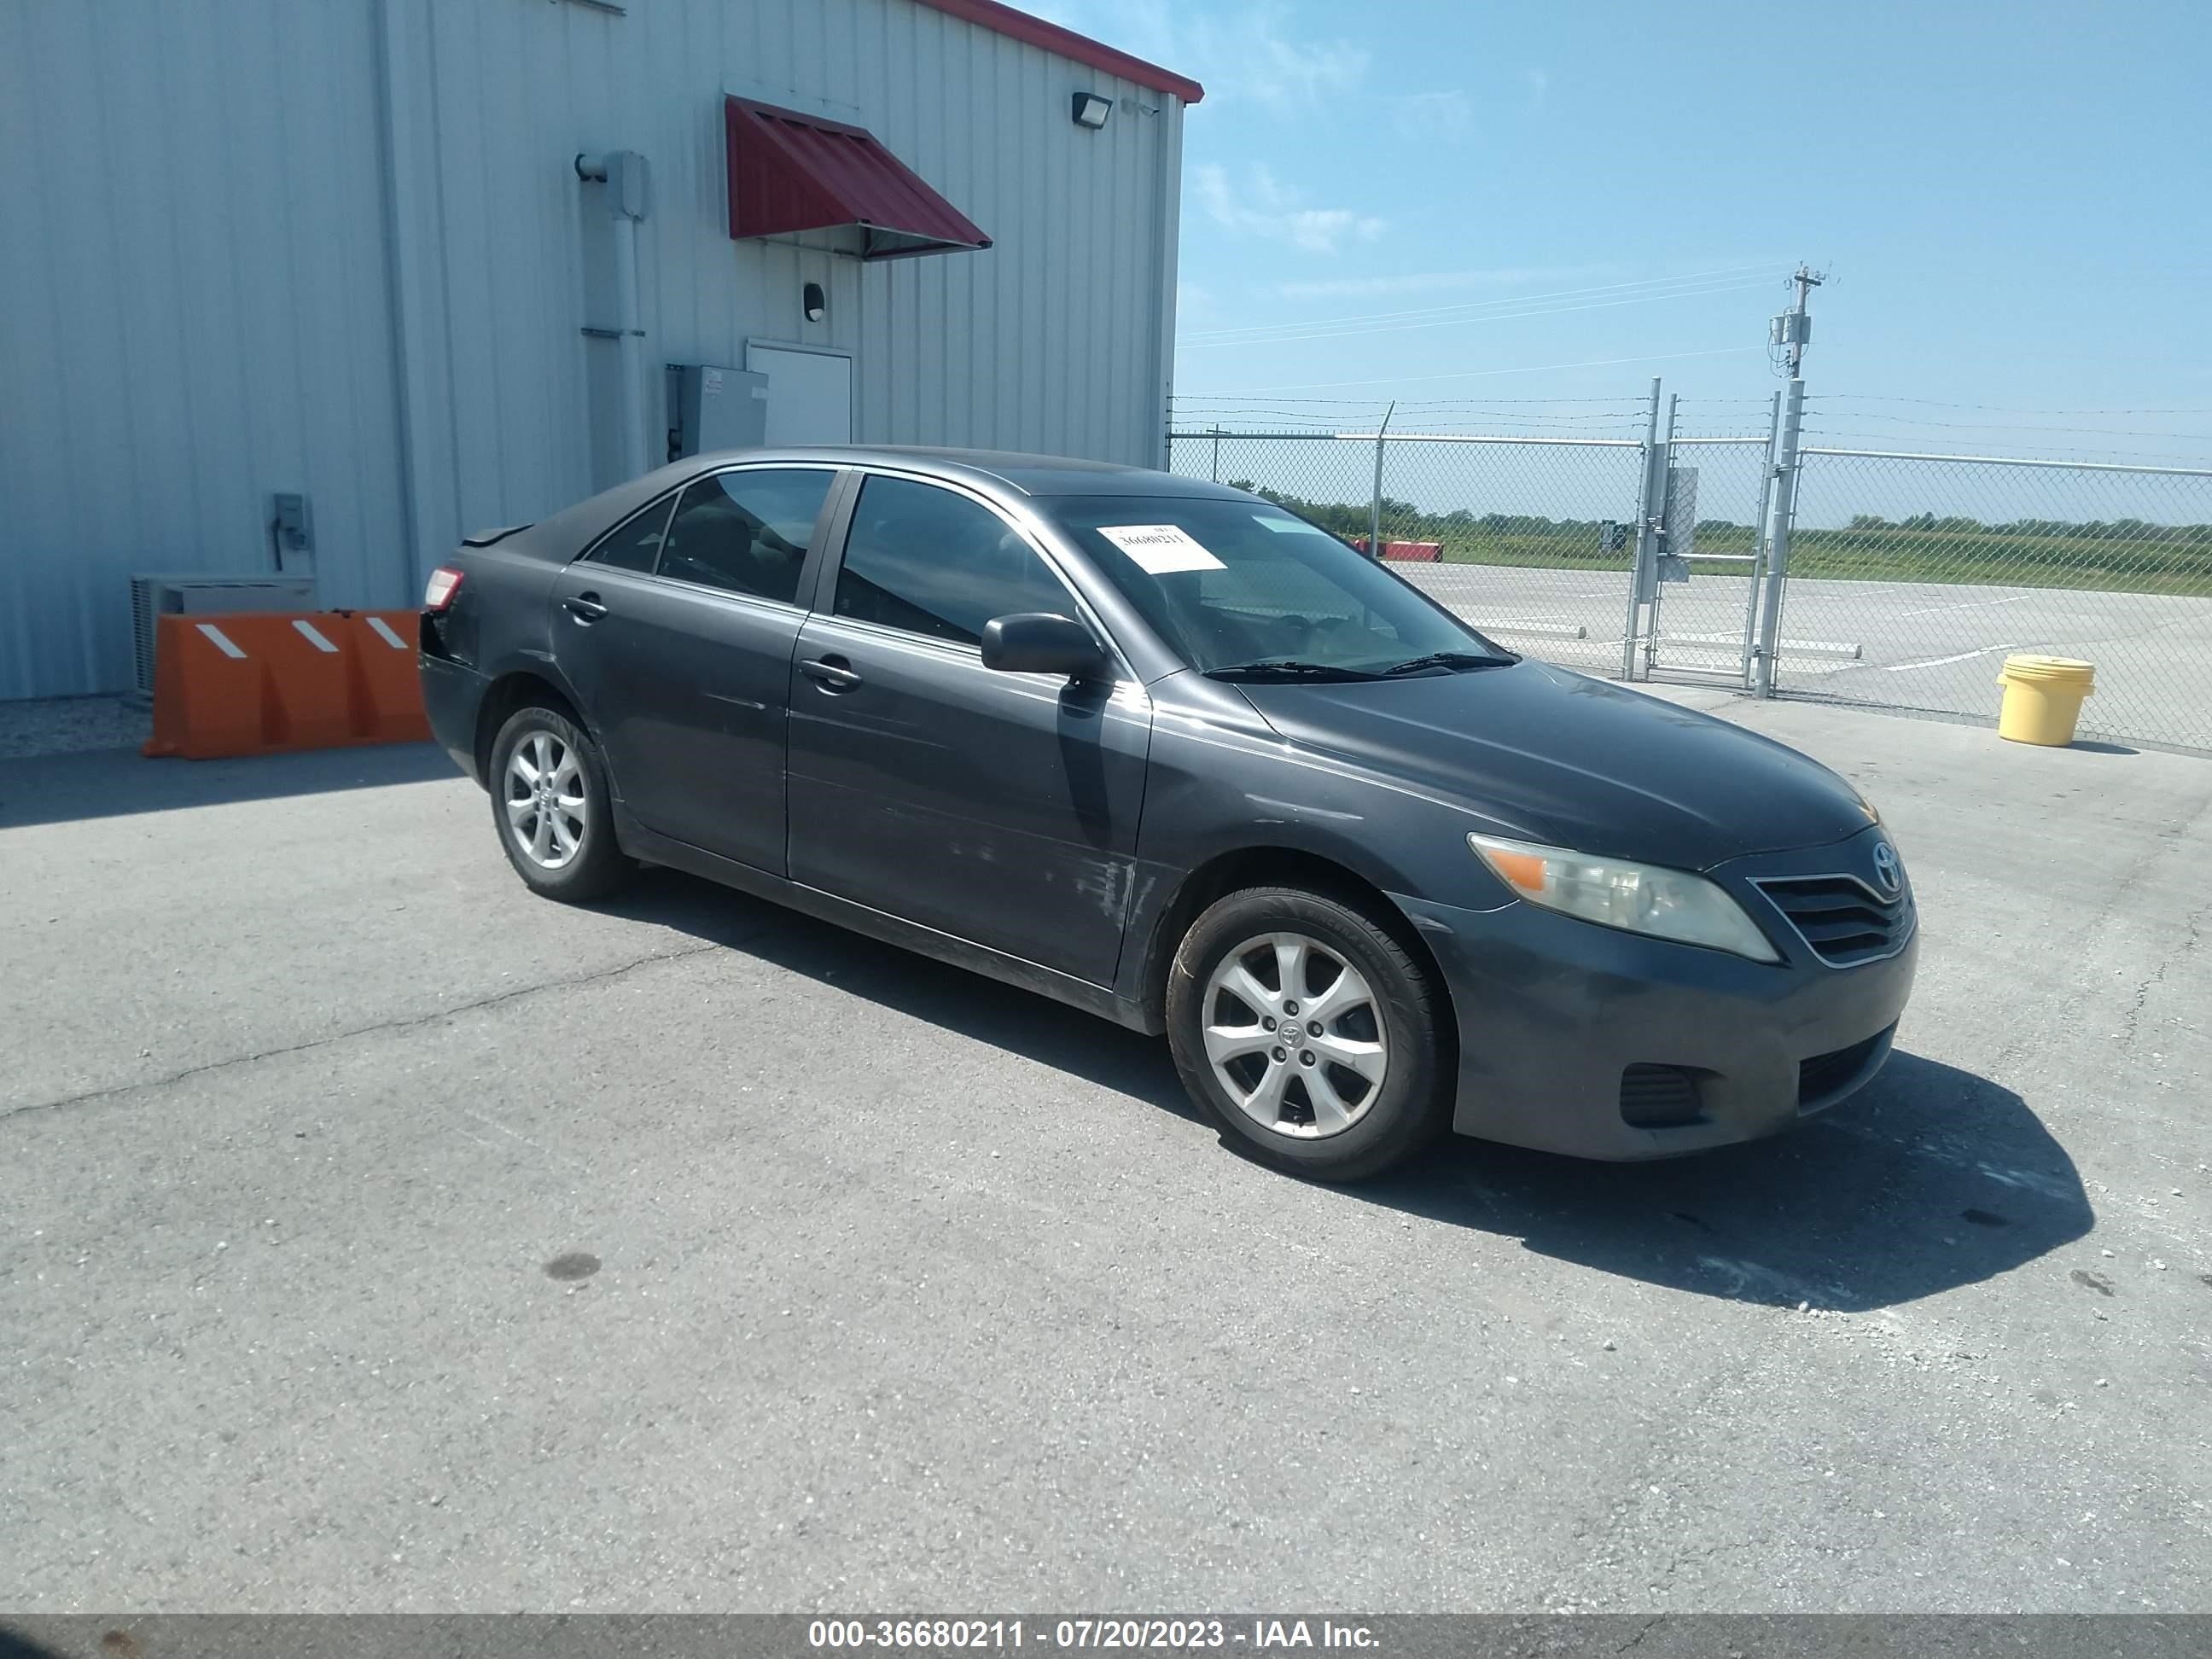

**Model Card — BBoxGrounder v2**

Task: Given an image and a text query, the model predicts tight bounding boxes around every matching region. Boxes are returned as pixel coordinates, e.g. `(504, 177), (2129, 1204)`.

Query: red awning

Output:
(725, 96), (992, 262)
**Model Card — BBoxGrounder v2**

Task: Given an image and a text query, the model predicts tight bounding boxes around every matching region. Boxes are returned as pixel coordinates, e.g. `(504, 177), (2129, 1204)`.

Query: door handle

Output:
(799, 655), (863, 691)
(563, 593), (609, 623)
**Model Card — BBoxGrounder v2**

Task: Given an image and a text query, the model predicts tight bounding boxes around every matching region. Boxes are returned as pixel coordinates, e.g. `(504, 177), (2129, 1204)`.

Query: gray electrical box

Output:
(671, 364), (770, 461)
(1662, 465), (1699, 575)
(271, 492), (314, 573)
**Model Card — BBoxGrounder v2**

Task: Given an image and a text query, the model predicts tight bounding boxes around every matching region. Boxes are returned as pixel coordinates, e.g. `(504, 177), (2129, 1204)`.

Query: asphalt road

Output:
(3, 695), (2208, 1612)
(1400, 565), (2212, 754)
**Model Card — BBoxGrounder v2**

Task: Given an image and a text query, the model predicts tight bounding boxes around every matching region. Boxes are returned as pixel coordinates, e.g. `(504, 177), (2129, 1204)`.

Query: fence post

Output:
(1643, 393), (1680, 678)
(1368, 402), (1394, 560)
(1738, 388), (1784, 687)
(1621, 378), (1662, 679)
(1752, 376), (1807, 696)
(1209, 426), (1221, 482)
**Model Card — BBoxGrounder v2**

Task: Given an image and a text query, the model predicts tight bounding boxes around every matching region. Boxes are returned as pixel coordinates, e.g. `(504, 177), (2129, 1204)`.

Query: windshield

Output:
(1043, 496), (1511, 679)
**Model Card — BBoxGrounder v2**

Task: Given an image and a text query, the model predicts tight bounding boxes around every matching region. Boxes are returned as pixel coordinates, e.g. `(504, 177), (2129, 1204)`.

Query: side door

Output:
(550, 465), (841, 875)
(784, 472), (1153, 987)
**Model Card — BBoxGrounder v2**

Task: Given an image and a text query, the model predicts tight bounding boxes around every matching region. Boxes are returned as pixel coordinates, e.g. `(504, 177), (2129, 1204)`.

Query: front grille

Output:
(1754, 874), (1911, 966)
(1619, 1063), (1706, 1129)
(1798, 1028), (1891, 1108)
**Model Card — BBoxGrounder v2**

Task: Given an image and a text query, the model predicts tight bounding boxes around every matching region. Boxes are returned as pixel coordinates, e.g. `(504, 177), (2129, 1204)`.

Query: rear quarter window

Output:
(582, 498), (678, 573)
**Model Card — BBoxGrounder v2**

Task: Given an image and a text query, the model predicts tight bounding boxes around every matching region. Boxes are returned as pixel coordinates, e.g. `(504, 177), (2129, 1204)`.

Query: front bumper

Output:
(1391, 830), (1918, 1160)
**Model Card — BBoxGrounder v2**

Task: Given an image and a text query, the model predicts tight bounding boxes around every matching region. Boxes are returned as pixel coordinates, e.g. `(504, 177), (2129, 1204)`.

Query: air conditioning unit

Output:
(130, 573), (319, 696)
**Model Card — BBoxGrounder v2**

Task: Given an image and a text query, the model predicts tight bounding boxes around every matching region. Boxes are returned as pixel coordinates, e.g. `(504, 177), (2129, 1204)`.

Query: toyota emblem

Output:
(1871, 841), (1901, 894)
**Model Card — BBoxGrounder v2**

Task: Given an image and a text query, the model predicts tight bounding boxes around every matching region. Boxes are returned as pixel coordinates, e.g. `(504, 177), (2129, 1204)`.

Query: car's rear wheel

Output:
(1167, 885), (1448, 1181)
(488, 705), (631, 902)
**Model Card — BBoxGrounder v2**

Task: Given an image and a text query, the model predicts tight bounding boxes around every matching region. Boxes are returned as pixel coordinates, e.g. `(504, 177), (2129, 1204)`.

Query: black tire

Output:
(486, 704), (632, 902)
(1167, 884), (1450, 1182)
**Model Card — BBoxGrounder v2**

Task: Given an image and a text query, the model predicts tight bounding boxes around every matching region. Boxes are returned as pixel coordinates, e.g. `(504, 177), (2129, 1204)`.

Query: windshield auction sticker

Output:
(1097, 523), (1225, 573)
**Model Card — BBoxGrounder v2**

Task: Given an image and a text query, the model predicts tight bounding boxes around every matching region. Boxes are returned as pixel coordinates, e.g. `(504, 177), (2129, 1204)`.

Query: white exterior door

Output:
(746, 345), (853, 446)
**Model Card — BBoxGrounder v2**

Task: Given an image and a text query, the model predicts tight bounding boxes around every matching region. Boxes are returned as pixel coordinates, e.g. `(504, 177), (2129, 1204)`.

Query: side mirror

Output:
(981, 613), (1110, 680)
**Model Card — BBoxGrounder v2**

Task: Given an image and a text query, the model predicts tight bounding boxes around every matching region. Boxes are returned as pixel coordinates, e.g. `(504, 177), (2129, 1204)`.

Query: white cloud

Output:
(1393, 90), (1473, 141)
(1271, 265), (1603, 301)
(1195, 163), (1384, 254)
(1041, 3), (1370, 111)
(1217, 14), (1370, 109)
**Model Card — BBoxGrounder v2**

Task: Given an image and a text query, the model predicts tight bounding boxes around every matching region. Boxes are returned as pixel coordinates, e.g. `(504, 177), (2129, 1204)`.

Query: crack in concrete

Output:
(0, 936), (740, 1125)
(1611, 1614), (1666, 1653)
(2118, 896), (2211, 1049)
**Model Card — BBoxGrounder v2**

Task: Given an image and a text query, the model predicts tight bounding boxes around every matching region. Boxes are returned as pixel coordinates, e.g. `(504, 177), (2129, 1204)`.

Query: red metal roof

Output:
(913, 0), (1205, 104)
(724, 96), (993, 261)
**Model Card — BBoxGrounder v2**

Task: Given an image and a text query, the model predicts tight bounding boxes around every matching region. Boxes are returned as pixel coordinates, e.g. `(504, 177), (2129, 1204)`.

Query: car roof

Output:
(688, 445), (1250, 500)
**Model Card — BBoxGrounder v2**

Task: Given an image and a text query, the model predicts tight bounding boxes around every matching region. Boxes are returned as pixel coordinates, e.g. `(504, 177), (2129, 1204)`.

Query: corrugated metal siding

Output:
(0, 0), (410, 700)
(0, 0), (1183, 699)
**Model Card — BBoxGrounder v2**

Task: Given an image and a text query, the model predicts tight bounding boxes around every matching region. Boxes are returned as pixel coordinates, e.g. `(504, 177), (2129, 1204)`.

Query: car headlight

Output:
(1469, 832), (1780, 963)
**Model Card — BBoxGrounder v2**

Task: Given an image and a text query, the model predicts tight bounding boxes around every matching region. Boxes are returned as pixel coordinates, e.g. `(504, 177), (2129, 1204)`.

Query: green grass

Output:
(1235, 482), (2212, 597)
(1404, 527), (2212, 597)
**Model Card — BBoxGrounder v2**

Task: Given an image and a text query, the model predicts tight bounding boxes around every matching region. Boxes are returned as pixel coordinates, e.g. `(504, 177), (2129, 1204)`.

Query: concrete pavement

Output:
(2, 696), (2207, 1611)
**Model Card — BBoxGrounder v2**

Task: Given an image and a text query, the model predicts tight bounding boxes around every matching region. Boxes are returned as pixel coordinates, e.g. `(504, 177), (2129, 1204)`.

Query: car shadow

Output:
(0, 741), (463, 828)
(599, 867), (2091, 1314)
(1347, 1051), (2092, 1311)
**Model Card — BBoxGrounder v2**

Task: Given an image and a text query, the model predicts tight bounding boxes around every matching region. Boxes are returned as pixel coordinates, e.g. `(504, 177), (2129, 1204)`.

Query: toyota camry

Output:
(418, 447), (1916, 1180)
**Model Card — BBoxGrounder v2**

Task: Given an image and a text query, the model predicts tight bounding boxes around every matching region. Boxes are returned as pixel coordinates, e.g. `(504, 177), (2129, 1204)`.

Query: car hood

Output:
(1230, 659), (1876, 870)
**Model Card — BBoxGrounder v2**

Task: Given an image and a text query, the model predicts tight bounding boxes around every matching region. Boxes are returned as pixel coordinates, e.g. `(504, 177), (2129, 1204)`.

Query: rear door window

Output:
(832, 474), (1073, 646)
(658, 469), (835, 606)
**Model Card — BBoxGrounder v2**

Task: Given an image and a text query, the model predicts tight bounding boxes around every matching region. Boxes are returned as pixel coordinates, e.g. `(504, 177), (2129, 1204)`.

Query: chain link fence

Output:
(1167, 427), (1647, 673)
(1782, 450), (2212, 752)
(1167, 392), (2212, 754)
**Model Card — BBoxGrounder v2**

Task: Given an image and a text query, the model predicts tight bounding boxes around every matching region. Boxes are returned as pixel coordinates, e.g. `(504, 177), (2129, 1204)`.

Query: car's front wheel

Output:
(487, 705), (631, 902)
(1167, 885), (1449, 1181)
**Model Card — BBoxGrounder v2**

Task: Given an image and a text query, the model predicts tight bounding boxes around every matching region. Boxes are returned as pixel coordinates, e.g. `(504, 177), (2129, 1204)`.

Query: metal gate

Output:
(1622, 398), (1778, 689)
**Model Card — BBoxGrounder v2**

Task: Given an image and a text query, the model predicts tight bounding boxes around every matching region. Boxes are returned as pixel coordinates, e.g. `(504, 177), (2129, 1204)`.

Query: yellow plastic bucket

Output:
(1995, 655), (2096, 746)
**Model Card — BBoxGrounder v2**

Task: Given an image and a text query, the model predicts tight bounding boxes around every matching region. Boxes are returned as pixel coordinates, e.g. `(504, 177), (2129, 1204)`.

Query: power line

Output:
(1817, 394), (2212, 416)
(1177, 263), (1784, 343)
(1178, 277), (1776, 350)
(1172, 404), (1650, 424)
(1169, 393), (1636, 405)
(1202, 344), (1766, 394)
(1796, 426), (2212, 465)
(1794, 410), (2212, 440)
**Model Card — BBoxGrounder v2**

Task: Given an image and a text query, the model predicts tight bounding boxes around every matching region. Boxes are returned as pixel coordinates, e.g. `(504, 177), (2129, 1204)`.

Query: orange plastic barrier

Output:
(143, 609), (428, 760)
(335, 610), (432, 744)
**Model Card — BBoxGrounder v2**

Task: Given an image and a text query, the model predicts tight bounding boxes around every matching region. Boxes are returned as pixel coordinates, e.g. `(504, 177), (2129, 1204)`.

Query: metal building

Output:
(0, 0), (1201, 700)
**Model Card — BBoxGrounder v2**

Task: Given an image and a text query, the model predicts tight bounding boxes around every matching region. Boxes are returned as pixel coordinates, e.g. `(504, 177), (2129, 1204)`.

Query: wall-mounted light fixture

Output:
(802, 282), (828, 323)
(1071, 91), (1112, 131)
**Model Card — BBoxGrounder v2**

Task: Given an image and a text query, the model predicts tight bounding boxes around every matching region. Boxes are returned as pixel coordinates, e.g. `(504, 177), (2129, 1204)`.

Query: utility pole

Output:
(1773, 265), (1822, 375)
(1753, 266), (1822, 696)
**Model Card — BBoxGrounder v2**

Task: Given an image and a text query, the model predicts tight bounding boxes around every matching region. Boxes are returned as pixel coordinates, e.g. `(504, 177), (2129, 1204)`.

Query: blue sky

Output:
(1037, 0), (2212, 463)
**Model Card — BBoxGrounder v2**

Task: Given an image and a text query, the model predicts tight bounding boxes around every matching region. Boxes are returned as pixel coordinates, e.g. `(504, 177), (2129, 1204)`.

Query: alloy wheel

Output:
(504, 729), (588, 870)
(1201, 931), (1388, 1138)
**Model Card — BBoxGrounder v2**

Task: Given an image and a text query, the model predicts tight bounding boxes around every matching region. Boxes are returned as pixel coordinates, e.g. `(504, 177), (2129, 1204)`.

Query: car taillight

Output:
(424, 567), (464, 611)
